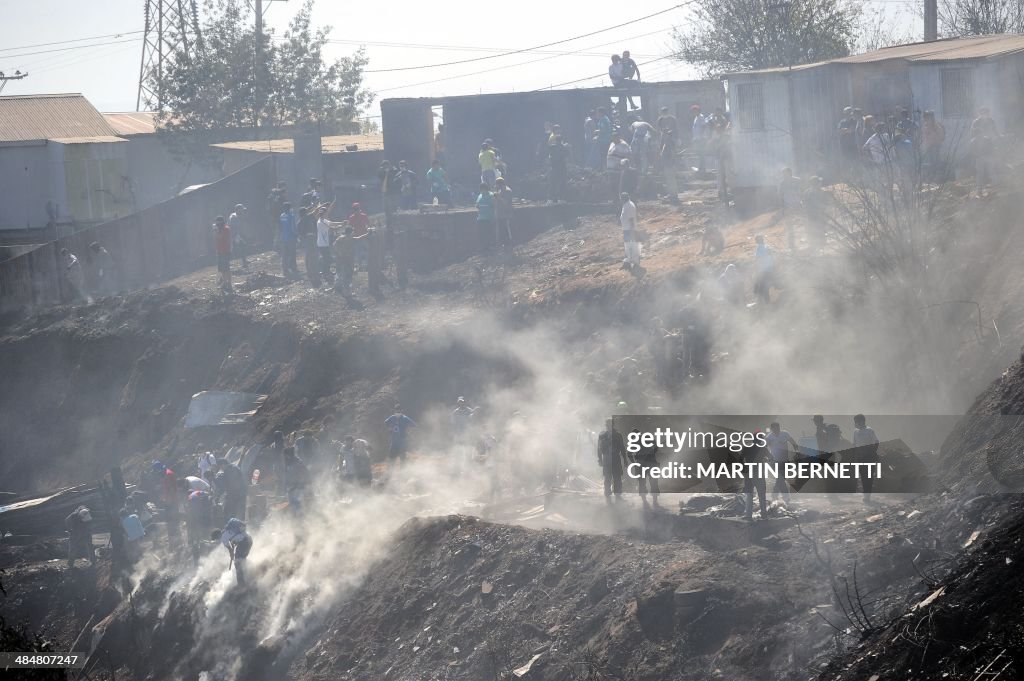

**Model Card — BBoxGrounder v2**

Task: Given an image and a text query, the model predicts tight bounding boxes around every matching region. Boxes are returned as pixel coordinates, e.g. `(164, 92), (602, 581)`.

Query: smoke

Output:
(125, 164), (1020, 678)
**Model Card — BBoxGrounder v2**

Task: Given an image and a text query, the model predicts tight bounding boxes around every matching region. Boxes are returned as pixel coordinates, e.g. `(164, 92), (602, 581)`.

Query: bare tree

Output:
(855, 6), (918, 54)
(673, 0), (861, 76)
(939, 0), (1024, 36)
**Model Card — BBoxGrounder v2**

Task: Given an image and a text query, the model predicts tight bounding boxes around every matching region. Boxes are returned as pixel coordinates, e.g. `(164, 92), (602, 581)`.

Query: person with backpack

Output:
(852, 414), (880, 504)
(216, 518), (252, 585)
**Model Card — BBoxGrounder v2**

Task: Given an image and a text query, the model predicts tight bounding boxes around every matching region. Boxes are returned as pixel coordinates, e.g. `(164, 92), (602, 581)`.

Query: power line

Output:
(0, 37), (142, 60)
(322, 37), (658, 59)
(373, 26), (675, 95)
(364, 2), (694, 73)
(0, 30), (143, 54)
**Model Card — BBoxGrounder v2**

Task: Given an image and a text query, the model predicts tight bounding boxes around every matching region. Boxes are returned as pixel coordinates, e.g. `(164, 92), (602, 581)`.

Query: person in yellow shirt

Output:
(479, 140), (498, 188)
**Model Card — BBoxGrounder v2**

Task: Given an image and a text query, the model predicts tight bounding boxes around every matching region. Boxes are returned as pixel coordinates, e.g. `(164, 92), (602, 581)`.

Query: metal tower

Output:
(136, 0), (203, 111)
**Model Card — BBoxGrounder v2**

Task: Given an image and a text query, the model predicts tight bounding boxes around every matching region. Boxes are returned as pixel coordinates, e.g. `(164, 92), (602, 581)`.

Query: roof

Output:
(211, 133), (384, 154)
(103, 111), (158, 136)
(382, 80), (718, 106)
(727, 34), (1024, 76)
(0, 93), (118, 143)
(50, 136), (127, 145)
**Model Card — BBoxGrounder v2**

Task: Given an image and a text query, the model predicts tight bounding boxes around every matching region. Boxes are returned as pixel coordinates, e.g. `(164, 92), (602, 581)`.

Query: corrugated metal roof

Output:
(211, 133), (385, 153)
(727, 34), (1024, 76)
(103, 111), (158, 136)
(0, 93), (118, 143)
(49, 136), (128, 144)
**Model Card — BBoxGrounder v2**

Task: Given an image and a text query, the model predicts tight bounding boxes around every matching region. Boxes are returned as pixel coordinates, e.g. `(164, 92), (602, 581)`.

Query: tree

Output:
(673, 0), (862, 76)
(153, 0), (371, 163)
(938, 0), (1024, 36)
(854, 6), (917, 54)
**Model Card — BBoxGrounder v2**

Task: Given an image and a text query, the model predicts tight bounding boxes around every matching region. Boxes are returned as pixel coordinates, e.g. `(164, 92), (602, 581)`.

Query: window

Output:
(941, 69), (974, 119)
(735, 82), (765, 131)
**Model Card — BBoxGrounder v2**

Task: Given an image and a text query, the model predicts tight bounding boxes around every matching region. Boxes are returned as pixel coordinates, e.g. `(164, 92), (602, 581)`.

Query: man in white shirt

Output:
(197, 446), (217, 483)
(316, 205), (342, 287)
(182, 475), (212, 493)
(852, 414), (880, 504)
(620, 193), (640, 269)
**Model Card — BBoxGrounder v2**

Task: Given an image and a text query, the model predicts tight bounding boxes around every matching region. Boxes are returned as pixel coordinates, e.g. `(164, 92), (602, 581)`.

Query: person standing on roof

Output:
(65, 506), (95, 568)
(597, 419), (626, 503)
(217, 518), (252, 585)
(608, 53), (638, 111)
(384, 404), (417, 465)
(279, 202), (299, 278)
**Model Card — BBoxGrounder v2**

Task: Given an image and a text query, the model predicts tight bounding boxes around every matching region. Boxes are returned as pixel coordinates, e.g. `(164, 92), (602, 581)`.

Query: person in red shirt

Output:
(213, 216), (232, 293)
(347, 203), (370, 267)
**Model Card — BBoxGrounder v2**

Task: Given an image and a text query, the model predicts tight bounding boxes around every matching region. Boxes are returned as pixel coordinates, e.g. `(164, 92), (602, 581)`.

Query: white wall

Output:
(0, 143), (50, 231)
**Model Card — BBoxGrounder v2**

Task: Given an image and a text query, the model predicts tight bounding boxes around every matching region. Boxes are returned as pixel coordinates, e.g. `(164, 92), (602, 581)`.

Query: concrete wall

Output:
(0, 157), (274, 311)
(393, 203), (579, 273)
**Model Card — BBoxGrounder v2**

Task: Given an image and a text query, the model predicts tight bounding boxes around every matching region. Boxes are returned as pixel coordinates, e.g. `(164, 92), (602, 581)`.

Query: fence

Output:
(0, 157), (274, 312)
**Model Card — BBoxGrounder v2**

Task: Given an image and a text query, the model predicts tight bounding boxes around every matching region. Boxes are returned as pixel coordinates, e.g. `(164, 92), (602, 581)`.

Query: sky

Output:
(0, 0), (918, 118)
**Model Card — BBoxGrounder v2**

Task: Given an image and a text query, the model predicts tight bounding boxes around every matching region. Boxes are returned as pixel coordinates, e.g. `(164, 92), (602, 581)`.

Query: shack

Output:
(380, 80), (725, 188)
(725, 34), (1024, 188)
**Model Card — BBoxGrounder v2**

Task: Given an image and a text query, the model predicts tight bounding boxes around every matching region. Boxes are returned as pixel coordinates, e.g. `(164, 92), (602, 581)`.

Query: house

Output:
(725, 34), (1024, 188)
(212, 133), (385, 212)
(0, 94), (132, 241)
(380, 80), (725, 187)
(103, 111), (224, 209)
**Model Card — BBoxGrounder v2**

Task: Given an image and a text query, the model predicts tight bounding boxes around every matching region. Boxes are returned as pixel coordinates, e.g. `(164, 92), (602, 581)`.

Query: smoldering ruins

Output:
(5, 23), (1024, 681)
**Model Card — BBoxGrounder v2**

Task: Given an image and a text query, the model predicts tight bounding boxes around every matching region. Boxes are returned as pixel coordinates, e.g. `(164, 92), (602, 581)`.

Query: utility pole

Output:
(0, 70), (28, 95)
(924, 0), (938, 42)
(137, 0), (203, 111)
(252, 1), (286, 129)
(255, 0), (264, 128)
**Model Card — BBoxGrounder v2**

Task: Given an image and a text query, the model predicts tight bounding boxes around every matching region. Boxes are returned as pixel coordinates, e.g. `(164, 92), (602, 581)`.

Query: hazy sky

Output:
(0, 0), (917, 117)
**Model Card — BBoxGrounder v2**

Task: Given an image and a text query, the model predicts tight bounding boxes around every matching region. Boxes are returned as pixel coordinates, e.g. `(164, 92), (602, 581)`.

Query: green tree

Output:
(673, 0), (861, 75)
(153, 0), (371, 162)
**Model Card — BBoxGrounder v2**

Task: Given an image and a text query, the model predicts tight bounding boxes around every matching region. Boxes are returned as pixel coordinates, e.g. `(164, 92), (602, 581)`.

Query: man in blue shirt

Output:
(384, 405), (417, 464)
(590, 107), (613, 168)
(279, 202), (299, 278)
